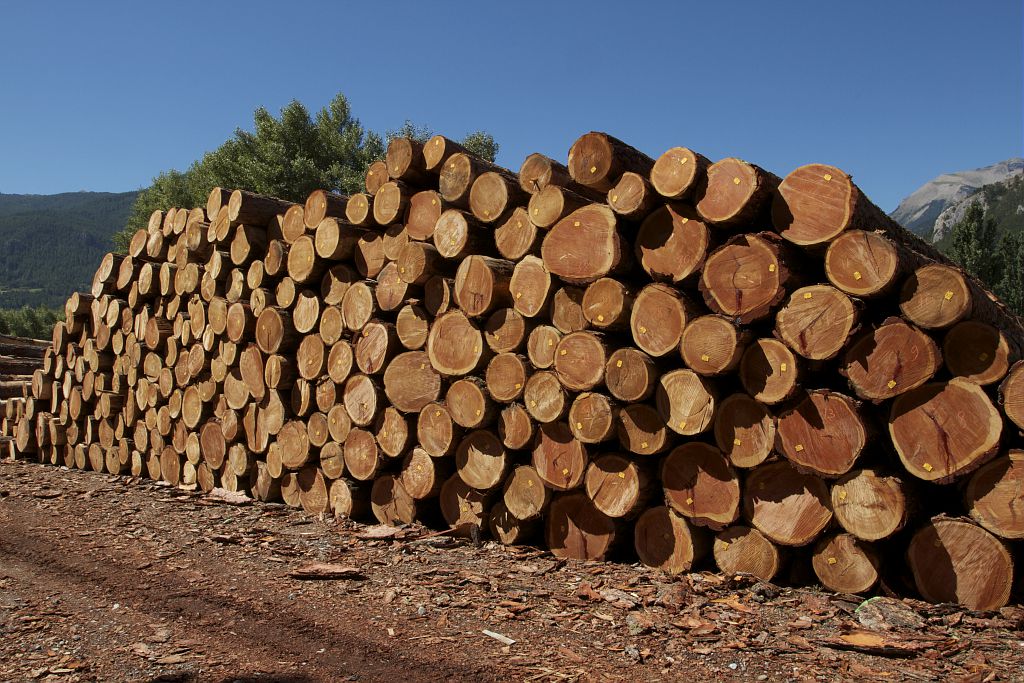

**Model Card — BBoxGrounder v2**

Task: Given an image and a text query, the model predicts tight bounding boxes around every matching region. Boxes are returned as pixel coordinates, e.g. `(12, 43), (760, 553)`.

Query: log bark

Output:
(227, 190), (293, 227)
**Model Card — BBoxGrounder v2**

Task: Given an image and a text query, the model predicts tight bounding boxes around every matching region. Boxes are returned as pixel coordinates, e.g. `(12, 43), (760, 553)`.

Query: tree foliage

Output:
(0, 306), (64, 340)
(117, 96), (498, 250)
(947, 199), (1023, 315)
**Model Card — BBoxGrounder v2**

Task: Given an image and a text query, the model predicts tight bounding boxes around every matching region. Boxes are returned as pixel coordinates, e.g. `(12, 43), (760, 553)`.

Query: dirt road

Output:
(1, 460), (1021, 682)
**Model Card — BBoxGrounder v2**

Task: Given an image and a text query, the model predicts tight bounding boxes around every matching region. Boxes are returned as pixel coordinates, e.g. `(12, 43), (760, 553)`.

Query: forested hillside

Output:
(0, 191), (136, 308)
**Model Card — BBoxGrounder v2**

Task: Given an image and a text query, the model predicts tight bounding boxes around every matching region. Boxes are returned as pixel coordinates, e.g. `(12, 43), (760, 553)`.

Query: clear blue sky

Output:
(0, 0), (1020, 210)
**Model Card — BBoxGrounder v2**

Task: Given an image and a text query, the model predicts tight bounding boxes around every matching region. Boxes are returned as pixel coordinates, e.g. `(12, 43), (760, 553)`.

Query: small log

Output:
(371, 474), (416, 525)
(320, 441), (345, 480)
(485, 353), (527, 403)
(226, 190), (293, 227)
(502, 465), (551, 521)
(585, 453), (654, 519)
(372, 181), (410, 226)
(483, 308), (528, 353)
(426, 311), (487, 376)
(630, 283), (696, 358)
(523, 371), (567, 423)
(439, 474), (491, 535)
(546, 492), (619, 561)
(395, 304), (430, 350)
(532, 421), (588, 491)
(519, 152), (600, 198)
(605, 347), (658, 403)
(714, 393), (775, 469)
(742, 461), (833, 547)
(700, 232), (795, 323)
(304, 189), (348, 228)
(489, 501), (539, 545)
(341, 282), (377, 332)
(454, 255), (514, 317)
(509, 255), (551, 319)
(567, 131), (654, 193)
(776, 390), (868, 478)
(527, 185), (590, 229)
(343, 374), (382, 427)
(355, 233), (386, 279)
(607, 172), (657, 220)
(327, 404), (352, 444)
(553, 331), (607, 392)
(286, 235), (325, 285)
(650, 146), (710, 200)
(386, 137), (431, 185)
(423, 135), (468, 171)
(739, 338), (800, 405)
(899, 263), (992, 330)
(635, 506), (710, 575)
(406, 190), (445, 240)
(824, 230), (913, 298)
(417, 401), (462, 457)
(345, 193), (374, 228)
(455, 430), (507, 490)
(944, 320), (1017, 386)
(277, 420), (311, 470)
(655, 369), (715, 436)
(567, 392), (617, 444)
(1001, 360), (1024, 431)
(364, 160), (388, 195)
(831, 468), (908, 541)
(326, 340), (354, 385)
(842, 318), (942, 402)
(424, 276), (453, 317)
(470, 171), (528, 223)
(889, 378), (1002, 483)
(494, 207), (541, 261)
(439, 153), (509, 208)
(616, 403), (670, 456)
(397, 241), (447, 286)
(355, 320), (399, 375)
(314, 217), (363, 261)
(906, 518), (1013, 610)
(400, 447), (449, 500)
(713, 525), (782, 581)
(526, 325), (561, 370)
(635, 204), (710, 285)
(812, 533), (880, 594)
(255, 308), (298, 354)
(498, 403), (534, 450)
(330, 478), (371, 519)
(581, 278), (633, 331)
(541, 205), (631, 284)
(662, 443), (740, 529)
(382, 351), (442, 413)
(695, 157), (778, 225)
(774, 285), (859, 361)
(344, 428), (383, 481)
(680, 315), (748, 376)
(446, 377), (496, 429)
(964, 451), (1024, 540)
(433, 209), (494, 260)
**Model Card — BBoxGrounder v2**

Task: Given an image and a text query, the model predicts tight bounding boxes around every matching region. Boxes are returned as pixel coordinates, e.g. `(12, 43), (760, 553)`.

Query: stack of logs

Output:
(0, 334), (49, 458)
(7, 132), (1024, 611)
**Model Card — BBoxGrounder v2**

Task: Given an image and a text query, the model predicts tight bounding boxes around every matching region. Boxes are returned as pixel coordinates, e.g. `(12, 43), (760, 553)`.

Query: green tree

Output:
(461, 130), (499, 163)
(996, 231), (1024, 315)
(947, 201), (1002, 286)
(0, 305), (63, 339)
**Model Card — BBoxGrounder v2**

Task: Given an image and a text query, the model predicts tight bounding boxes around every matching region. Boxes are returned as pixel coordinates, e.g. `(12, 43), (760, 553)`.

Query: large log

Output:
(842, 318), (942, 402)
(635, 205), (710, 284)
(662, 443), (740, 529)
(567, 132), (653, 193)
(541, 205), (631, 284)
(775, 390), (868, 478)
(742, 461), (833, 547)
(713, 525), (782, 582)
(774, 285), (859, 361)
(696, 158), (779, 226)
(699, 233), (795, 323)
(963, 451), (1024, 540)
(634, 506), (709, 575)
(831, 468), (908, 541)
(811, 533), (880, 594)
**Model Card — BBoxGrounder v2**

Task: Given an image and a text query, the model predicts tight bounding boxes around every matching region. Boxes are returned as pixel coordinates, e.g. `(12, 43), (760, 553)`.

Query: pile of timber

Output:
(8, 132), (1024, 611)
(0, 334), (49, 458)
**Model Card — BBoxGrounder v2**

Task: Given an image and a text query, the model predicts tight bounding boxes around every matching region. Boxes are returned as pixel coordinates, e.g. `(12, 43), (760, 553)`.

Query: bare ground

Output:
(0, 460), (1021, 682)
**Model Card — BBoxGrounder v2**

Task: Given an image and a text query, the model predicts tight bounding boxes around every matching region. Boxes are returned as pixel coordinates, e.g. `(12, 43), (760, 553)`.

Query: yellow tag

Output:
(803, 292), (813, 299)
(574, 221), (581, 227)
(827, 557), (837, 565)
(381, 430), (388, 437)
(483, 210), (490, 216)
(415, 464), (422, 472)
(638, 326), (647, 334)
(795, 444), (804, 452)
(979, 352), (989, 361)
(460, 505), (468, 513)
(700, 354), (711, 362)
(768, 264), (776, 272)
(450, 162), (456, 169)
(526, 479), (533, 487)
(475, 409), (481, 416)
(823, 174), (832, 182)
(561, 468), (569, 475)
(548, 339), (554, 347)
(838, 489), (847, 501)
(530, 400), (537, 407)
(559, 349), (567, 356)
(515, 292), (522, 299)
(720, 541), (730, 550)
(517, 221), (523, 228)
(368, 170), (374, 176)
(853, 271), (862, 280)
(780, 363), (788, 372)
(431, 199), (437, 206)
(616, 360), (623, 368)
(733, 438), (742, 446)
(420, 363), (426, 369)
(679, 421), (687, 429)
(494, 334), (500, 341)
(611, 195), (618, 202)
(944, 291), (954, 301)
(686, 497), (694, 505)
(733, 177), (741, 185)
(514, 383), (521, 389)
(597, 314), (605, 322)
(474, 346), (480, 353)
(640, 441), (648, 449)
(680, 158), (687, 165)
(435, 410), (441, 417)
(887, 380), (897, 389)
(617, 472), (625, 479)
(589, 166), (597, 174)
(399, 267), (405, 273)
(435, 139), (441, 145)
(923, 463), (933, 472)
(575, 421), (583, 429)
